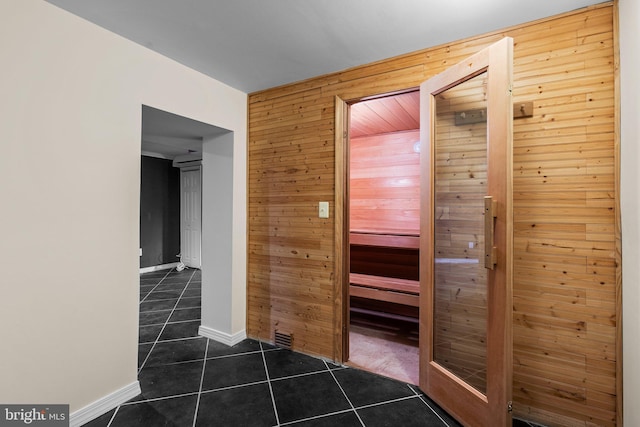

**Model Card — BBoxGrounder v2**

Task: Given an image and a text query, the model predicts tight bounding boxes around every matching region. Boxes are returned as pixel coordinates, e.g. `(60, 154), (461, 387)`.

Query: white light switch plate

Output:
(319, 201), (329, 218)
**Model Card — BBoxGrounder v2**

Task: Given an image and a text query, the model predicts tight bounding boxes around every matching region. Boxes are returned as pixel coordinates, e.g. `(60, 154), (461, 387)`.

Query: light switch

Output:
(318, 201), (329, 218)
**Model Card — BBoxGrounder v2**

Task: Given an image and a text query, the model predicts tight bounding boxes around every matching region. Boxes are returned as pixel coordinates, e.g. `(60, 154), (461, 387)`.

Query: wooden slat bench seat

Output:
(349, 272), (419, 307)
(349, 231), (420, 313)
(349, 232), (419, 249)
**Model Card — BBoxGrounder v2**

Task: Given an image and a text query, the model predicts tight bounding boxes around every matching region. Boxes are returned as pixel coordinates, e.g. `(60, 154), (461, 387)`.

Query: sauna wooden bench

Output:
(349, 232), (420, 308)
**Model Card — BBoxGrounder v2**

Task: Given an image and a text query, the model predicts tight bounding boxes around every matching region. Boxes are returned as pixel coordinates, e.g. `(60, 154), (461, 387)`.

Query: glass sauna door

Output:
(419, 38), (513, 427)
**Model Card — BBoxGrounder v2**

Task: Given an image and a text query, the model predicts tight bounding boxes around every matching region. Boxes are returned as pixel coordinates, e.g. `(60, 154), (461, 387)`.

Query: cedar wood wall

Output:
(247, 4), (619, 426)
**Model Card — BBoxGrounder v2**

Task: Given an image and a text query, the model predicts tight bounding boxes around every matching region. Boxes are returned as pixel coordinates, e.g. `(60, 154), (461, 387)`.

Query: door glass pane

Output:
(432, 71), (488, 394)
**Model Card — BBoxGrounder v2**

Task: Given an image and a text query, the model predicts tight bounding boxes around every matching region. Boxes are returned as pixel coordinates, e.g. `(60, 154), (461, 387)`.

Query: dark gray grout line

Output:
(123, 269), (459, 427)
(120, 391), (200, 407)
(105, 405), (119, 427)
(260, 341), (281, 426)
(139, 268), (172, 304)
(277, 408), (355, 426)
(268, 367), (347, 383)
(354, 394), (418, 411)
(198, 379), (270, 395)
(411, 385), (452, 427)
(192, 339), (210, 427)
(140, 335), (203, 345)
(324, 360), (366, 427)
(205, 348), (271, 361)
(138, 268), (197, 372)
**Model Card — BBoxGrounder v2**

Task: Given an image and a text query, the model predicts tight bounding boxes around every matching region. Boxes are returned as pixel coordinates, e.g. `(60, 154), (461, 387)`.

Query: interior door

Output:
(419, 38), (513, 426)
(181, 167), (202, 268)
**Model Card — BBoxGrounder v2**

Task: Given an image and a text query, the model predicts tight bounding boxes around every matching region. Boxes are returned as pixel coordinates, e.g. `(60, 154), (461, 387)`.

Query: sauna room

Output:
(346, 91), (421, 384)
(248, 4), (620, 425)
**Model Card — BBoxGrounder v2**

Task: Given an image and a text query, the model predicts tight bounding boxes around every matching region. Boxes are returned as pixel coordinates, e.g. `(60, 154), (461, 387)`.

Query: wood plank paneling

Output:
(350, 130), (420, 234)
(247, 3), (618, 426)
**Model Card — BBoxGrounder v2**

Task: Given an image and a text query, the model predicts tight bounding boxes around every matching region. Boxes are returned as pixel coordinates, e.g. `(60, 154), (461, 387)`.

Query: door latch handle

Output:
(484, 196), (497, 270)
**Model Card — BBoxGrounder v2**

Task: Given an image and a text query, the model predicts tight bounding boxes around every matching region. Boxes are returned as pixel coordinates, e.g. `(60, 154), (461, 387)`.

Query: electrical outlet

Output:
(319, 201), (329, 218)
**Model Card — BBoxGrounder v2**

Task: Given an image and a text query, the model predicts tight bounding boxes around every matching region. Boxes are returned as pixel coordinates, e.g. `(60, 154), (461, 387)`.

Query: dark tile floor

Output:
(83, 268), (540, 427)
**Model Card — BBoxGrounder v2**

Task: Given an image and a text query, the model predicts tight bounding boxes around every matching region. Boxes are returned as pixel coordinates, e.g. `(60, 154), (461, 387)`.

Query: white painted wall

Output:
(0, 0), (246, 418)
(201, 132), (241, 337)
(620, 0), (640, 425)
(0, 0), (636, 424)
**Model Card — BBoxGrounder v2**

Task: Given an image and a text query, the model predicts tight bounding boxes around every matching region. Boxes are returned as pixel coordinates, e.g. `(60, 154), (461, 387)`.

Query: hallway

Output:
(82, 268), (536, 426)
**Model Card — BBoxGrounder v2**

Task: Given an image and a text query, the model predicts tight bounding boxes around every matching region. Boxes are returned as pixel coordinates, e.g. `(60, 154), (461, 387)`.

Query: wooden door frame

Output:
(333, 89), (419, 363)
(334, 95), (349, 362)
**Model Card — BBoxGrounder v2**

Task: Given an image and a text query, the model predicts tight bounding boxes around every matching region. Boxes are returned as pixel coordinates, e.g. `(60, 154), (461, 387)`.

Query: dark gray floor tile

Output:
(333, 367), (414, 407)
(145, 288), (184, 300)
(81, 408), (115, 426)
(201, 353), (267, 390)
(138, 343), (153, 368)
(207, 338), (262, 358)
(141, 272), (167, 279)
(196, 383), (276, 427)
(138, 360), (204, 399)
(156, 277), (186, 282)
(357, 397), (447, 427)
(158, 320), (200, 341)
(139, 325), (163, 344)
(169, 307), (200, 322)
(139, 309), (172, 326)
(265, 349), (328, 379)
(111, 395), (197, 427)
(182, 288), (201, 298)
(410, 387), (463, 427)
(140, 299), (177, 312)
(271, 372), (351, 423)
(285, 410), (362, 427)
(176, 297), (201, 309)
(154, 282), (188, 289)
(260, 341), (278, 350)
(144, 337), (208, 367)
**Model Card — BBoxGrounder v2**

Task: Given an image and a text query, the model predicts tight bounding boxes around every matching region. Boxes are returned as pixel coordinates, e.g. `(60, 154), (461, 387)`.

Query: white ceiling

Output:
(45, 0), (605, 159)
(46, 0), (605, 94)
(141, 106), (227, 159)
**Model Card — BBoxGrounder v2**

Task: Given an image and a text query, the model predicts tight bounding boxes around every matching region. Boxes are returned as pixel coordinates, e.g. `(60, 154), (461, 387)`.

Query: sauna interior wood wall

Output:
(247, 4), (618, 426)
(350, 130), (420, 234)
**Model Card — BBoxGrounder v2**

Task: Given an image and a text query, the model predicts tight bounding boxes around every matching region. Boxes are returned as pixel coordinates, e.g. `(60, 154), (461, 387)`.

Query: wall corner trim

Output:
(69, 381), (141, 427)
(198, 325), (246, 346)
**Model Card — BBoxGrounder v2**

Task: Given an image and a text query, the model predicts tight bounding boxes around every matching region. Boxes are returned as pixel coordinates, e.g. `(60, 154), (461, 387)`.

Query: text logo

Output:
(0, 405), (68, 427)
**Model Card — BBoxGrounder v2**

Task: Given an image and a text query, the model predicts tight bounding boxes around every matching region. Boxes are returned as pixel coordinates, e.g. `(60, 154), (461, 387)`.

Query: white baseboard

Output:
(69, 381), (141, 427)
(139, 262), (179, 274)
(198, 325), (246, 346)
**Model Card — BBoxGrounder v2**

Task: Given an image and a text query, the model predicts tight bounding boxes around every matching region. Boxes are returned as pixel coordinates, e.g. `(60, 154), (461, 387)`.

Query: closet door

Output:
(181, 167), (202, 268)
(419, 38), (513, 427)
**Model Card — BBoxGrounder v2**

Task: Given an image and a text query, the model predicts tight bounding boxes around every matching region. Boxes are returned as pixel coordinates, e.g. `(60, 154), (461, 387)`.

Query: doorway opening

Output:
(343, 90), (421, 384)
(138, 105), (234, 368)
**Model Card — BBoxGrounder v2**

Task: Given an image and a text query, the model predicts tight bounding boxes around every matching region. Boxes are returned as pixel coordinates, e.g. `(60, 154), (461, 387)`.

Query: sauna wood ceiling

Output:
(350, 92), (420, 138)
(45, 0), (604, 93)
